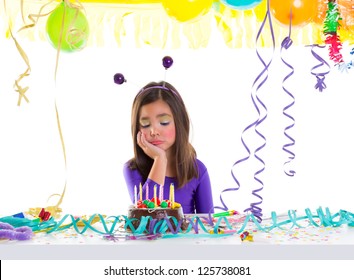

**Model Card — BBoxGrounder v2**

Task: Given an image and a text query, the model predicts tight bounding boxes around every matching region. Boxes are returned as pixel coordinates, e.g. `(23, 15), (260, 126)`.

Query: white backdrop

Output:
(1, 16), (354, 217)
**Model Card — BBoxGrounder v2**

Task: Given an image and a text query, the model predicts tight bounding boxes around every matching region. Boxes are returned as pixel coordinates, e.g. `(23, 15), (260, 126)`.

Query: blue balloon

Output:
(220, 0), (263, 10)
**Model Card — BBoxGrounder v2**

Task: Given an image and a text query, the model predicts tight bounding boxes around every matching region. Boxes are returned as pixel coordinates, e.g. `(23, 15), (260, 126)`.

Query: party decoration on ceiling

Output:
(314, 0), (354, 45)
(269, 0), (318, 27)
(322, 0), (354, 71)
(71, 0), (161, 2)
(162, 0), (213, 23)
(337, 0), (354, 32)
(346, 48), (354, 69)
(313, 0), (328, 25)
(5, 0), (354, 51)
(253, 0), (267, 22)
(323, 0), (344, 66)
(220, 0), (263, 11)
(46, 1), (90, 52)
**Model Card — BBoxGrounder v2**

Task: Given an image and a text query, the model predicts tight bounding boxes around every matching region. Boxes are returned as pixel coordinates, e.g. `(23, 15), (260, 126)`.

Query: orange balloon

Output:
(269, 0), (318, 27)
(338, 0), (354, 31)
(313, 0), (327, 25)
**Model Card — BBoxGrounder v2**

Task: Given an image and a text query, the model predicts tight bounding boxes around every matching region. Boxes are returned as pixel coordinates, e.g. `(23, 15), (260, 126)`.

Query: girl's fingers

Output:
(137, 132), (147, 150)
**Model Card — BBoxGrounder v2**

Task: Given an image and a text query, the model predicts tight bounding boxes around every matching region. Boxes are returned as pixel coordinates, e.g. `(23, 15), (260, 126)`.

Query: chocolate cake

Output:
(127, 205), (188, 231)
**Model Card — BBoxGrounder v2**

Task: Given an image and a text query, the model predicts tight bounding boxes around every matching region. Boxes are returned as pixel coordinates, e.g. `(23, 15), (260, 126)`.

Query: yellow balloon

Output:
(162, 0), (213, 23)
(254, 0), (267, 22)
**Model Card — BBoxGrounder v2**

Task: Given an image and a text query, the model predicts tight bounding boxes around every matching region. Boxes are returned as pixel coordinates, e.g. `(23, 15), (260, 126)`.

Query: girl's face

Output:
(139, 99), (176, 153)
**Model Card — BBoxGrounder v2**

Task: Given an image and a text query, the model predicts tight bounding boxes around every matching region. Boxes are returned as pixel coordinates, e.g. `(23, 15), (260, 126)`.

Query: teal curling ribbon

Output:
(26, 207), (354, 238)
(45, 214), (120, 235)
(245, 207), (354, 233)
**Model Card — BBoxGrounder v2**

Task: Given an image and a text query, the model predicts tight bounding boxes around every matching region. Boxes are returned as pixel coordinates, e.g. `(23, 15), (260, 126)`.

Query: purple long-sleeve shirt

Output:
(123, 159), (214, 214)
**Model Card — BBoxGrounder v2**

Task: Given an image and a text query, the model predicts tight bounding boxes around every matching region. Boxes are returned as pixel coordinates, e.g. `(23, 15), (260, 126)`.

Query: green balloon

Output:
(46, 2), (89, 52)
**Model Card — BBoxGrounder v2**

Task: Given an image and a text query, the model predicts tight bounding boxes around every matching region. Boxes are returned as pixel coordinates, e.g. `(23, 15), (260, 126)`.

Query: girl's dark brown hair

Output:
(128, 81), (198, 188)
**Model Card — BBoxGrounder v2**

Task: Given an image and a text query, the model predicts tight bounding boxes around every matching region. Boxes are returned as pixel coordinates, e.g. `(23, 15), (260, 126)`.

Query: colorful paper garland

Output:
(3, 207), (352, 240)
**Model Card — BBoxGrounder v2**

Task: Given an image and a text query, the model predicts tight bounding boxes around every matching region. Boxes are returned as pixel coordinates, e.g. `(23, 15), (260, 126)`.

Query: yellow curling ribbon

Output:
(5, 0), (69, 217)
(17, 0), (56, 33)
(50, 0), (88, 80)
(75, 215), (107, 227)
(3, 0), (30, 106)
(26, 103), (67, 219)
(48, 103), (68, 219)
(10, 29), (30, 106)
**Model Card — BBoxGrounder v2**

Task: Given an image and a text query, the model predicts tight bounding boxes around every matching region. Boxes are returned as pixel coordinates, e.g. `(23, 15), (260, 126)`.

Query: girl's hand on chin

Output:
(137, 131), (166, 160)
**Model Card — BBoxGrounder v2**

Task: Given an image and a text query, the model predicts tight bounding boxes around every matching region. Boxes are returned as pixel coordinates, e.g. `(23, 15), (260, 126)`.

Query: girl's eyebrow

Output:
(157, 113), (172, 118)
(140, 113), (172, 120)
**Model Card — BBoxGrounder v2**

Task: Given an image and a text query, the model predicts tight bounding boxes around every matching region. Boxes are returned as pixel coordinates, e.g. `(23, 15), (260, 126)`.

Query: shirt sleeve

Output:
(123, 162), (159, 203)
(194, 161), (214, 214)
(123, 162), (139, 203)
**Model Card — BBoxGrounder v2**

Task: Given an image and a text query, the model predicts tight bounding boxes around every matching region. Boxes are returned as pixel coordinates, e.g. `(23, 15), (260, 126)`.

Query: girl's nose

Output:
(150, 125), (160, 137)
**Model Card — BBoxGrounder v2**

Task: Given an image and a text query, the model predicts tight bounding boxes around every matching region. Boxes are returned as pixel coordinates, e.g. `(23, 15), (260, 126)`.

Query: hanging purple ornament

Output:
(113, 73), (126, 85)
(162, 56), (173, 69)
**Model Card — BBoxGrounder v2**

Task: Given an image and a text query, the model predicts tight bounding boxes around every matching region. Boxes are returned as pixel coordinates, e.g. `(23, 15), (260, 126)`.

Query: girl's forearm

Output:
(148, 155), (167, 186)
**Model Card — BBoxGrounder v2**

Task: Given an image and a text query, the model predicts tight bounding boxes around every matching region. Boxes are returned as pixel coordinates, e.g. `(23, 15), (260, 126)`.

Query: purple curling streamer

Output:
(307, 44), (331, 92)
(241, 0), (275, 222)
(280, 17), (296, 177)
(211, 0), (275, 223)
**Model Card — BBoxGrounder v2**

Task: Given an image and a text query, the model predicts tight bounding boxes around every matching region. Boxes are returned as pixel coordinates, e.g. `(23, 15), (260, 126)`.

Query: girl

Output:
(123, 81), (214, 214)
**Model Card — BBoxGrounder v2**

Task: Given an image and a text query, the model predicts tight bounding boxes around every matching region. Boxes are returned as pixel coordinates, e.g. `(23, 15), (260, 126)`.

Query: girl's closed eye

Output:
(139, 120), (150, 128)
(160, 120), (170, 126)
(159, 115), (172, 126)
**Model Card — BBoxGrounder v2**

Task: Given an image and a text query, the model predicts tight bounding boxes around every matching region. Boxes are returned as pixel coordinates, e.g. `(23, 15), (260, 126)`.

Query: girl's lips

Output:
(151, 141), (163, 145)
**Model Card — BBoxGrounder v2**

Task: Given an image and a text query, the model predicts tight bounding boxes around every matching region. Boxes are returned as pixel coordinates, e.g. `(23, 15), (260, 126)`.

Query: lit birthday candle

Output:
(139, 183), (142, 201)
(134, 185), (137, 207)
